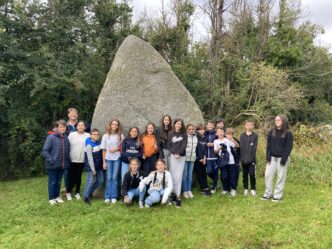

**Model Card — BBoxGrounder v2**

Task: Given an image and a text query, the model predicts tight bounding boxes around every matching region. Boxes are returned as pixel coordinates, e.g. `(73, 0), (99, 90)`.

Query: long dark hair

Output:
(126, 126), (141, 147)
(172, 118), (186, 134)
(272, 114), (289, 137)
(159, 115), (172, 141)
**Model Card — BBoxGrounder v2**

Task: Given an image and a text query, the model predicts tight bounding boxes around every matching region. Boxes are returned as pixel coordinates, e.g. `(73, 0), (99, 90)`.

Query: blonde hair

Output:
(67, 108), (78, 114)
(225, 128), (234, 135)
(105, 119), (122, 144)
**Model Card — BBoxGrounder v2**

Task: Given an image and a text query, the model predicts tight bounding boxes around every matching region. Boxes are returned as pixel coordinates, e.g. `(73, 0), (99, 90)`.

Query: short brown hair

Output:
(67, 108), (78, 114)
(245, 120), (254, 124)
(196, 124), (205, 131)
(55, 119), (66, 128)
(225, 128), (234, 135)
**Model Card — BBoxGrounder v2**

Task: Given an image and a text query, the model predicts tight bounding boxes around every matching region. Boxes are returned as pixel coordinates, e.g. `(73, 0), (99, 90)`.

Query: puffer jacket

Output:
(41, 133), (71, 170)
(185, 133), (198, 161)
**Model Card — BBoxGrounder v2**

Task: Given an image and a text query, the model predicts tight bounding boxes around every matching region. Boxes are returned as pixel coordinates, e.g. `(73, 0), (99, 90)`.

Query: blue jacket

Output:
(196, 133), (207, 160)
(204, 130), (217, 159)
(121, 137), (143, 164)
(41, 133), (71, 170)
(84, 137), (102, 172)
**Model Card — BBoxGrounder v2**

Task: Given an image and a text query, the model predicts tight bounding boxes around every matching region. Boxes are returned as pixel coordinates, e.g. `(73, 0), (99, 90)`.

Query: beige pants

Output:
(169, 154), (185, 198)
(264, 157), (290, 199)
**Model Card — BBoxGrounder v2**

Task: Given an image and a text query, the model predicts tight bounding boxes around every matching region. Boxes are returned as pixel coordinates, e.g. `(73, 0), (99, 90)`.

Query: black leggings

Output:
(194, 160), (208, 191)
(140, 154), (158, 177)
(68, 162), (84, 194)
(242, 163), (256, 190)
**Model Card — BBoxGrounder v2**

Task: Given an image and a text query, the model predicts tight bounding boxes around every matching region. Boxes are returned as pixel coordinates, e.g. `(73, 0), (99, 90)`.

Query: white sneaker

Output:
(230, 189), (236, 197)
(183, 192), (189, 199)
(139, 201), (144, 208)
(244, 189), (249, 196)
(111, 199), (117, 204)
(145, 204), (150, 208)
(104, 199), (111, 204)
(188, 191), (194, 198)
(221, 190), (229, 195)
(66, 193), (72, 201)
(75, 193), (81, 200)
(211, 188), (216, 194)
(251, 190), (257, 196)
(55, 197), (64, 203)
(49, 199), (57, 205)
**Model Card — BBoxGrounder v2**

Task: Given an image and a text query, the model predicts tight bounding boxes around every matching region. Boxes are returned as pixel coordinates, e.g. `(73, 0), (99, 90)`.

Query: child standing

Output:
(41, 120), (71, 205)
(83, 129), (103, 205)
(194, 124), (211, 197)
(121, 127), (142, 182)
(141, 122), (159, 177)
(101, 119), (124, 204)
(226, 128), (241, 194)
(182, 124), (198, 198)
(122, 158), (145, 208)
(262, 114), (293, 202)
(157, 115), (172, 168)
(168, 118), (187, 207)
(240, 120), (258, 196)
(205, 120), (218, 193)
(214, 128), (238, 197)
(139, 159), (173, 208)
(67, 120), (90, 201)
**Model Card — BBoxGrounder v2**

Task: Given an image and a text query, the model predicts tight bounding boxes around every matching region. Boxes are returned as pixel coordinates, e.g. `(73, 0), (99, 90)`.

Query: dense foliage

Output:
(0, 0), (331, 179)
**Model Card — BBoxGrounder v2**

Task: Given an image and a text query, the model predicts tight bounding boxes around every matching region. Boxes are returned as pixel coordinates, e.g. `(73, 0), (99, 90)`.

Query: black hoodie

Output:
(168, 131), (188, 157)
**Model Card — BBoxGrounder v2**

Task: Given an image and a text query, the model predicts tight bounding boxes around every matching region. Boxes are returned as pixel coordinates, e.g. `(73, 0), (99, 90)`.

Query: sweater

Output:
(121, 171), (143, 197)
(68, 132), (90, 163)
(240, 132), (258, 164)
(168, 131), (188, 156)
(41, 133), (71, 170)
(84, 137), (102, 173)
(185, 133), (198, 161)
(266, 129), (293, 165)
(139, 170), (173, 203)
(121, 137), (143, 163)
(142, 134), (159, 158)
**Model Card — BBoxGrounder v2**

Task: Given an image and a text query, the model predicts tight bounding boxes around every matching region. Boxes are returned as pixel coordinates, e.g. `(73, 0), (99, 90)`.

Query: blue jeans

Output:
(63, 168), (70, 192)
(182, 161), (194, 192)
(145, 189), (165, 207)
(206, 159), (218, 188)
(127, 187), (145, 202)
(83, 170), (104, 199)
(47, 168), (64, 200)
(121, 162), (129, 183)
(104, 159), (121, 200)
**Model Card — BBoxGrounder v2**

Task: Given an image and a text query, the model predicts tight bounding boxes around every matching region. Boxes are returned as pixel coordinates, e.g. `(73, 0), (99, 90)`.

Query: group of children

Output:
(42, 108), (293, 207)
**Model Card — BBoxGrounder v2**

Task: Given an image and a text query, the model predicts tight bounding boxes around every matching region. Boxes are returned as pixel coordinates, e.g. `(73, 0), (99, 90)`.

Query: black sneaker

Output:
(261, 195), (271, 201)
(203, 189), (212, 197)
(170, 193), (177, 204)
(175, 198), (181, 208)
(272, 197), (281, 203)
(84, 198), (91, 205)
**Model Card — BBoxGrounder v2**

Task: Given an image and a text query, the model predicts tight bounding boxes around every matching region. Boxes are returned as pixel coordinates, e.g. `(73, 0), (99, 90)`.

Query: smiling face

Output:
(57, 124), (66, 135)
(147, 124), (155, 135)
(68, 111), (78, 122)
(275, 116), (283, 129)
(77, 121), (85, 133)
(163, 116), (170, 126)
(111, 121), (119, 133)
(129, 159), (139, 173)
(90, 131), (100, 142)
(129, 128), (138, 138)
(206, 122), (214, 131)
(155, 160), (166, 172)
(216, 128), (225, 139)
(187, 125), (195, 135)
(197, 128), (205, 136)
(174, 121), (182, 132)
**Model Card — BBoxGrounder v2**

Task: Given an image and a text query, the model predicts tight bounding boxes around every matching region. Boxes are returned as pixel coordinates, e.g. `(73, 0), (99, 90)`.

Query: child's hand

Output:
(207, 143), (214, 147)
(103, 163), (107, 170)
(175, 154), (180, 159)
(110, 147), (118, 153)
(92, 171), (96, 176)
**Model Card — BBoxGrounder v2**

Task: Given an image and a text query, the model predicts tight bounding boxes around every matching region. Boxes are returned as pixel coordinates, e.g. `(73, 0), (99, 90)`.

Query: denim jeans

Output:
(104, 158), (121, 200)
(63, 168), (70, 192)
(206, 159), (218, 188)
(145, 189), (165, 207)
(47, 168), (64, 200)
(121, 162), (129, 183)
(182, 161), (194, 192)
(127, 187), (145, 202)
(83, 170), (104, 199)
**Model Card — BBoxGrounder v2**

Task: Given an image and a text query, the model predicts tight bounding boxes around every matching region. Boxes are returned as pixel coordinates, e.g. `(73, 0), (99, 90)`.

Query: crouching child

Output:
(139, 159), (173, 208)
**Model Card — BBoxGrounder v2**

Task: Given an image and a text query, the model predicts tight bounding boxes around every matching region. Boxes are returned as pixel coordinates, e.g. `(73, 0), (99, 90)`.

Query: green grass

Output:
(0, 174), (331, 249)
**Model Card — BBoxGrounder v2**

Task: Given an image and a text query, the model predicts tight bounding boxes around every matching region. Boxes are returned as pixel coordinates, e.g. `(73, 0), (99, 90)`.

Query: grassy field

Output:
(0, 174), (331, 249)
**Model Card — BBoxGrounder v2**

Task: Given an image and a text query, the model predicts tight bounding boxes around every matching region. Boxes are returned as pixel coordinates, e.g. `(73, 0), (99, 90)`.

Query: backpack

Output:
(216, 143), (229, 169)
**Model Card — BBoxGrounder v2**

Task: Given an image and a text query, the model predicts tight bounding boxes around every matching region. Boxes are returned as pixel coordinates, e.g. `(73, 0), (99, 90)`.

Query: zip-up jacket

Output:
(121, 137), (143, 164)
(168, 131), (188, 156)
(196, 133), (207, 160)
(205, 130), (217, 159)
(84, 137), (102, 173)
(121, 171), (143, 197)
(41, 133), (71, 170)
(240, 132), (258, 164)
(185, 133), (198, 161)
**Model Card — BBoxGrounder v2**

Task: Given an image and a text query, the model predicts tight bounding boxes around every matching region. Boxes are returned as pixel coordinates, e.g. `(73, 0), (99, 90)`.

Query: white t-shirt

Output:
(68, 132), (90, 163)
(213, 138), (235, 165)
(101, 133), (124, 160)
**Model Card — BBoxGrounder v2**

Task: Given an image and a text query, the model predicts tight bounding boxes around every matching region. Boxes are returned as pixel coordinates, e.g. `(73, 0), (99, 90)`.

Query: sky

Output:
(130, 0), (332, 52)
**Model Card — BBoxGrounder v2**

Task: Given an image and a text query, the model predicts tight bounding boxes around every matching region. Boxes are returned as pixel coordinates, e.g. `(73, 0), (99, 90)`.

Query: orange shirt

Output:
(142, 134), (158, 158)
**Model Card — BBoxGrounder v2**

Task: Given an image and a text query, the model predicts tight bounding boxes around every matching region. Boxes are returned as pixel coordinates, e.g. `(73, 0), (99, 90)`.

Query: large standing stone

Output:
(92, 35), (204, 133)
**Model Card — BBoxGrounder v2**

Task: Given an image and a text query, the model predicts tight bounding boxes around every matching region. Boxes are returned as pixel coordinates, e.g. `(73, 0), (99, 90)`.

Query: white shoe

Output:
(104, 199), (111, 204)
(49, 199), (57, 205)
(145, 204), (150, 208)
(75, 193), (81, 200)
(188, 191), (194, 198)
(244, 189), (249, 196)
(66, 193), (72, 201)
(251, 190), (257, 196)
(183, 192), (189, 199)
(230, 189), (236, 197)
(55, 197), (64, 203)
(111, 199), (117, 204)
(139, 201), (144, 208)
(221, 190), (229, 195)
